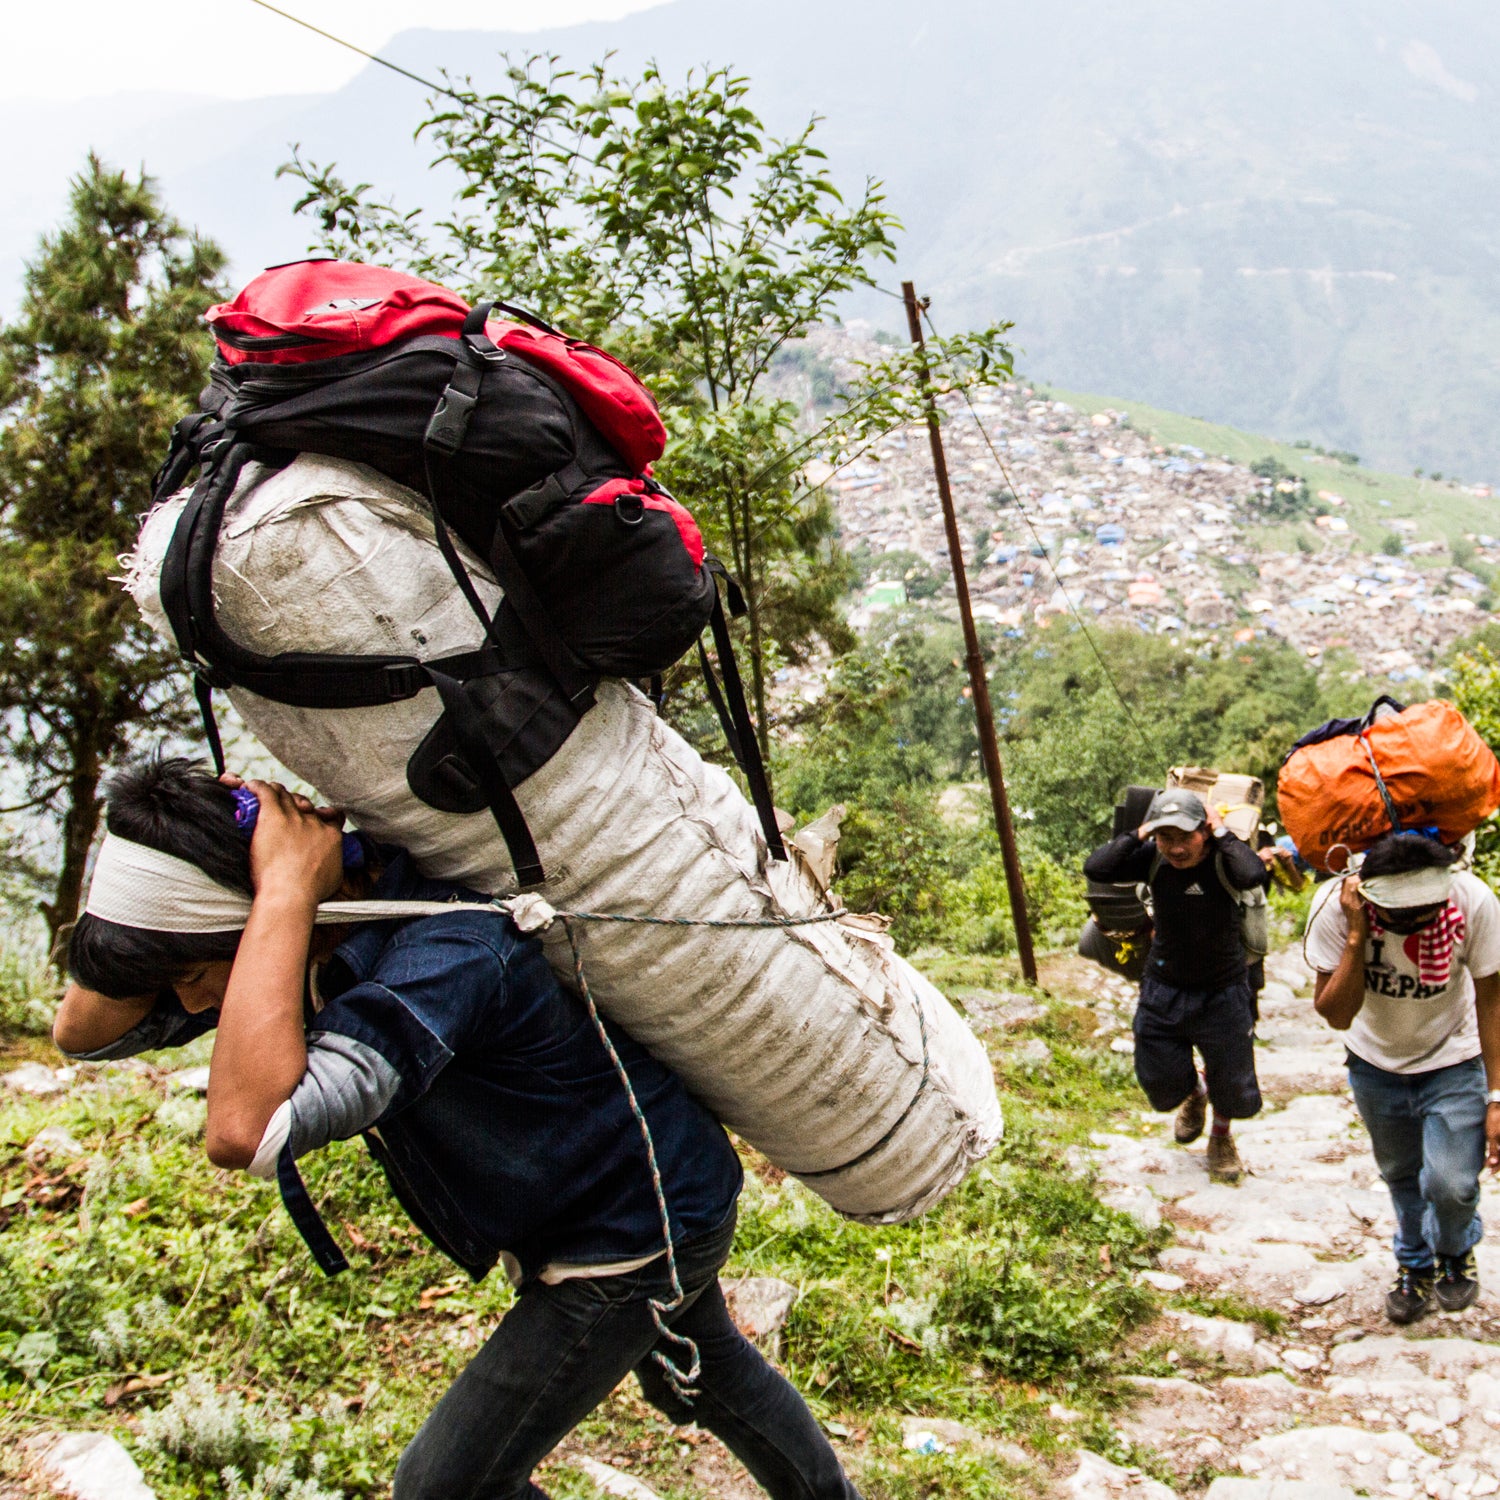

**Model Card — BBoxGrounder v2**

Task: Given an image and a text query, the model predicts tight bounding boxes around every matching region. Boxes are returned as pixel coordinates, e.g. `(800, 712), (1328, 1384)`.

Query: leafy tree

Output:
(282, 55), (1011, 758)
(0, 157), (225, 944)
(1246, 457), (1312, 520)
(995, 627), (1338, 859)
(1450, 645), (1500, 885)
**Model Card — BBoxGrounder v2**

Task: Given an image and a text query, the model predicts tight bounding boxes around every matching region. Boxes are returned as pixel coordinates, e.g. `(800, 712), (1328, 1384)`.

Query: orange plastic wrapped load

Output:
(1278, 699), (1500, 872)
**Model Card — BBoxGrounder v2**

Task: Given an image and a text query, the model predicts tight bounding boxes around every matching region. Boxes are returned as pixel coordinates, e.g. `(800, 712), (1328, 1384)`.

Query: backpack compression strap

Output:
(422, 302), (598, 715)
(698, 562), (786, 862)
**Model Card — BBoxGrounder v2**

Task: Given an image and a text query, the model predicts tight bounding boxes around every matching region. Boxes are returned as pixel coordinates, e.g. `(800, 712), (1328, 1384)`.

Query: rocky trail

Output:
(13, 943), (1500, 1500)
(1074, 946), (1500, 1500)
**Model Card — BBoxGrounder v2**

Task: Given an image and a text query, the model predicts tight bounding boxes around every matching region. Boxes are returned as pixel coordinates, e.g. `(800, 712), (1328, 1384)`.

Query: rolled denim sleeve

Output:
(309, 921), (519, 1115)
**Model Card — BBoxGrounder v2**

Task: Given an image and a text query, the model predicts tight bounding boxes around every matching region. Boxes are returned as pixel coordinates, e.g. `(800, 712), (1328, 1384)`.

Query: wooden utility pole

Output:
(902, 281), (1038, 984)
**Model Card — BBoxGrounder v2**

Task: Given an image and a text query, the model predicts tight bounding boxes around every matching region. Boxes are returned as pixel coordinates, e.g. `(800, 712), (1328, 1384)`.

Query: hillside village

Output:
(798, 328), (1498, 687)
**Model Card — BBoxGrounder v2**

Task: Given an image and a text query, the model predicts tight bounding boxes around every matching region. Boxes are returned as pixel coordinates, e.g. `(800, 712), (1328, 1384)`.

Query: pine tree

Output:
(0, 156), (225, 946)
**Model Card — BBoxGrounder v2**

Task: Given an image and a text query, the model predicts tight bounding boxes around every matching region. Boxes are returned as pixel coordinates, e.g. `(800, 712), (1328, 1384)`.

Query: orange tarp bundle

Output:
(1278, 700), (1500, 872)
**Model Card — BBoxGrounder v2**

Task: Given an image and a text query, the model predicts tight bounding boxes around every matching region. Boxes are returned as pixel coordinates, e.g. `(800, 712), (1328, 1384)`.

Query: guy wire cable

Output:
(245, 0), (920, 308)
(918, 303), (1168, 775)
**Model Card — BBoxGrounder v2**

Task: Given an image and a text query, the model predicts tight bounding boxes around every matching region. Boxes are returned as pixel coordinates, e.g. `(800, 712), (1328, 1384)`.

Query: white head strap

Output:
(1359, 866), (1454, 911)
(83, 833), (503, 933)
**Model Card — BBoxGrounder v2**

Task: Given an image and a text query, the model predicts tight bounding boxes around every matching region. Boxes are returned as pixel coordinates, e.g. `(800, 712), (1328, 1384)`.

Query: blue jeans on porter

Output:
(1346, 1052), (1485, 1270)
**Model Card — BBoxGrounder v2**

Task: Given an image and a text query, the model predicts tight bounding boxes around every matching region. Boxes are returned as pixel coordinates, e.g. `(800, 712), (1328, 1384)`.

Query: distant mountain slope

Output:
(6, 0), (1498, 481)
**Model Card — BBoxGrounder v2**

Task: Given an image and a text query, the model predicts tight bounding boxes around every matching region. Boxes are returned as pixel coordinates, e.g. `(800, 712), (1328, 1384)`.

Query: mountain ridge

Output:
(5, 1), (1498, 480)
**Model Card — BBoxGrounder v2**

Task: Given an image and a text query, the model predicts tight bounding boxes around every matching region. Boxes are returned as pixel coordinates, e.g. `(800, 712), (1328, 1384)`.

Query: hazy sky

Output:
(6, 1), (664, 102)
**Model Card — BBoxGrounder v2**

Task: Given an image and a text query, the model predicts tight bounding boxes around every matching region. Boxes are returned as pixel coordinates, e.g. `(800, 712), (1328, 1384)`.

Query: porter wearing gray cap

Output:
(1140, 789), (1208, 837)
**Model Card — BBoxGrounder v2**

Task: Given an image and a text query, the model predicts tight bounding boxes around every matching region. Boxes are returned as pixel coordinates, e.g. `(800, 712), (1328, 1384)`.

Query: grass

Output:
(0, 947), (1185, 1498)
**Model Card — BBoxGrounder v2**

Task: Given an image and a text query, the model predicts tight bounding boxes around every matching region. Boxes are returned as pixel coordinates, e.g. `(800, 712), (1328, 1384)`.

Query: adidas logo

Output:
(1184, 882), (1205, 895)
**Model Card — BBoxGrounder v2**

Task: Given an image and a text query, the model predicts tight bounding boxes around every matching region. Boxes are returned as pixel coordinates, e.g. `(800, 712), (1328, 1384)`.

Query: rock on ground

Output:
(572, 1455), (662, 1499)
(1066, 1450), (1176, 1498)
(721, 1276), (798, 1358)
(1090, 948), (1500, 1497)
(27, 1433), (155, 1500)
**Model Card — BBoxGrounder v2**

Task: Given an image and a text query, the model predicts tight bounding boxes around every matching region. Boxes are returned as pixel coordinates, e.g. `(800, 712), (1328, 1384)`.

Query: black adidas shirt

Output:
(1084, 830), (1269, 991)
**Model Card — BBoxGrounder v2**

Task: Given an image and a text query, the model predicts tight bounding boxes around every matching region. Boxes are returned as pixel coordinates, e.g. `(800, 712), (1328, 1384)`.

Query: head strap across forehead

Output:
(1359, 866), (1454, 912)
(83, 833), (500, 934)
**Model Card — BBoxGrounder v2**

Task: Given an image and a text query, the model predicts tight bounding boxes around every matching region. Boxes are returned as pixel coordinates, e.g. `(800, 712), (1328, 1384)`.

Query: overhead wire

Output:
(244, 0), (917, 305)
(917, 303), (1167, 774)
(246, 0), (1157, 766)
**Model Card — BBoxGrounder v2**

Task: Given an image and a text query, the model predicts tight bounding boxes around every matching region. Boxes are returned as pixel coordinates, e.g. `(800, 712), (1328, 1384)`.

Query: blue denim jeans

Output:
(393, 1208), (862, 1500)
(1346, 1052), (1486, 1270)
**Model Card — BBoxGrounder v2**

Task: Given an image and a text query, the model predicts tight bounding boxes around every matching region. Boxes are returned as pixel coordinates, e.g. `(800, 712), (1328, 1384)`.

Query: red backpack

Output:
(156, 260), (782, 884)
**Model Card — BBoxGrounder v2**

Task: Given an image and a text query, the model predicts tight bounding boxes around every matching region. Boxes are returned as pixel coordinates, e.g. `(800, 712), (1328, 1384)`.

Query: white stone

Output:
(1100, 1186), (1161, 1230)
(897, 1416), (1027, 1465)
(1110, 1036), (1135, 1054)
(1139, 1271), (1185, 1292)
(1234, 1427), (1425, 1489)
(31, 1433), (155, 1500)
(1206, 1485), (1358, 1500)
(1293, 1272), (1346, 1306)
(2, 1062), (70, 1096)
(24, 1126), (84, 1164)
(1166, 1311), (1256, 1358)
(1280, 1347), (1320, 1372)
(1066, 1451), (1175, 1498)
(573, 1457), (662, 1499)
(722, 1277), (798, 1342)
(1015, 1038), (1053, 1069)
(165, 1065), (211, 1093)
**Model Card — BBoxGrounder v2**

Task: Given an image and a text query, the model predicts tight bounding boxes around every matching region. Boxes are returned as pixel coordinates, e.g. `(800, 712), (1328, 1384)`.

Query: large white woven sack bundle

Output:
(127, 454), (1002, 1222)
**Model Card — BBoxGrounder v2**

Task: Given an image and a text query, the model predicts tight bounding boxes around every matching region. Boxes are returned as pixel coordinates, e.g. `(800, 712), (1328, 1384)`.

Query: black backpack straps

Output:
(702, 561), (786, 862)
(423, 664), (546, 889)
(277, 1143), (349, 1276)
(697, 637), (746, 768)
(423, 307), (507, 458)
(151, 412), (220, 503)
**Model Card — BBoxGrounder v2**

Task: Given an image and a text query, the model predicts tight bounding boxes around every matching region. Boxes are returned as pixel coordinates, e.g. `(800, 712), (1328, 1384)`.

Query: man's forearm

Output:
(54, 984), (156, 1056)
(1474, 974), (1500, 1092)
(1314, 930), (1368, 1030)
(205, 888), (314, 1169)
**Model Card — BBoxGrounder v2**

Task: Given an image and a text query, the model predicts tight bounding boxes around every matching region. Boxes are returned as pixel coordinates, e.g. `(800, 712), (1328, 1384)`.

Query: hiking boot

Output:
(1385, 1266), (1436, 1325)
(1174, 1089), (1207, 1144)
(1205, 1132), (1242, 1183)
(1436, 1251), (1480, 1313)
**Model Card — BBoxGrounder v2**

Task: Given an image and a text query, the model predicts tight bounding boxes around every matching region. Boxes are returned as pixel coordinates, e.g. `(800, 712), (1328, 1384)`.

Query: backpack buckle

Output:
(423, 387), (478, 457)
(383, 661), (426, 700)
(463, 332), (507, 365)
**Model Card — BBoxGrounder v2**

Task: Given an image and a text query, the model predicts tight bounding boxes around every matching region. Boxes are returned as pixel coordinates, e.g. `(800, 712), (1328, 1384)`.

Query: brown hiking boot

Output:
(1206, 1132), (1243, 1183)
(1174, 1089), (1207, 1144)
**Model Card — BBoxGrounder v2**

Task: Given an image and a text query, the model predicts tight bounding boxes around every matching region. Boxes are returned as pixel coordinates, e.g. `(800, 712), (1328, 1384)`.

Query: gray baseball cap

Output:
(1141, 788), (1208, 835)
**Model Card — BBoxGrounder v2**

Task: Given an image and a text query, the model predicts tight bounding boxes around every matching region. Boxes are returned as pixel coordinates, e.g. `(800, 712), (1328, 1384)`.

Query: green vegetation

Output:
(282, 54), (1012, 758)
(1052, 385), (1497, 556)
(1246, 457), (1313, 520)
(1, 954), (1176, 1499)
(0, 157), (224, 942)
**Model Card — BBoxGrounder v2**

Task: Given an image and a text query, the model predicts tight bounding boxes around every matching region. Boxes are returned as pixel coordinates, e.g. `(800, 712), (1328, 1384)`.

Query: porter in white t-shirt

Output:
(1304, 871), (1500, 1073)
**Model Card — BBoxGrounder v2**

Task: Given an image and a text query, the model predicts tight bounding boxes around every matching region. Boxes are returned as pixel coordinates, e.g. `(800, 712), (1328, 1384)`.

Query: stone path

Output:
(1079, 947), (1500, 1499)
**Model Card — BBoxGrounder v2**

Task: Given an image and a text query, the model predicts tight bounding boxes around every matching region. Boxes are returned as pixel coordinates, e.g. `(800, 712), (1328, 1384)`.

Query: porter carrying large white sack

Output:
(129, 261), (1001, 1224)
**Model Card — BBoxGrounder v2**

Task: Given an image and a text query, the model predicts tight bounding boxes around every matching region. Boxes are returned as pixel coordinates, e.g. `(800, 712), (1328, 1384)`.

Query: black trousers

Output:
(1133, 974), (1262, 1119)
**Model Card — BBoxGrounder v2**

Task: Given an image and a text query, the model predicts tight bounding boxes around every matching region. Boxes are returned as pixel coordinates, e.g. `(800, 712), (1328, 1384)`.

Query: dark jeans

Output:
(393, 1209), (862, 1500)
(1346, 1051), (1486, 1270)
(1133, 975), (1262, 1119)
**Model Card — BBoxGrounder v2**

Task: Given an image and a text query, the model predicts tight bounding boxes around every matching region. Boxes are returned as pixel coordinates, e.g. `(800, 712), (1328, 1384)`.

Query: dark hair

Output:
(67, 755), (249, 999)
(1359, 831), (1459, 882)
